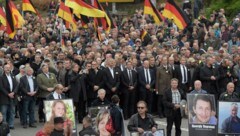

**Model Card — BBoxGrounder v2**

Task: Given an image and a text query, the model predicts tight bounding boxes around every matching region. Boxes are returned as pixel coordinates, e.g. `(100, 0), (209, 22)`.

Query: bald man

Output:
(219, 82), (240, 101)
(190, 80), (207, 94)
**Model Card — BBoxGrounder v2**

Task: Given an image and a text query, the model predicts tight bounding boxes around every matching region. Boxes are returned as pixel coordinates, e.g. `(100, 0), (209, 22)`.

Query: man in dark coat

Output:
(79, 116), (98, 136)
(163, 78), (185, 136)
(87, 61), (104, 106)
(138, 59), (155, 113)
(200, 56), (219, 100)
(19, 67), (38, 128)
(219, 82), (240, 102)
(120, 60), (137, 119)
(68, 63), (87, 123)
(46, 84), (67, 100)
(0, 64), (19, 129)
(103, 58), (120, 100)
(91, 89), (110, 107)
(0, 112), (10, 136)
(218, 58), (234, 94)
(173, 57), (192, 95)
(109, 95), (124, 136)
(50, 117), (65, 136)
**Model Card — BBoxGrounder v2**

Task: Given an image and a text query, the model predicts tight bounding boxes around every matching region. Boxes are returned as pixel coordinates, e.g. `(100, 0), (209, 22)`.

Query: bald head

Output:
(194, 80), (202, 91)
(227, 82), (235, 94)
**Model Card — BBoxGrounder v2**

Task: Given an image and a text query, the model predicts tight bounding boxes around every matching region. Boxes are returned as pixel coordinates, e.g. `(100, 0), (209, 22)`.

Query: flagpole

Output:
(21, 2), (28, 42)
(60, 18), (63, 47)
(60, 0), (65, 47)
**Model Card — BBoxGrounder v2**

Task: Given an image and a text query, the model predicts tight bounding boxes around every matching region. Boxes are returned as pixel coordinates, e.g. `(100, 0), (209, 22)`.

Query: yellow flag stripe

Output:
(65, 0), (106, 18)
(22, 3), (36, 13)
(144, 6), (161, 25)
(162, 9), (184, 29)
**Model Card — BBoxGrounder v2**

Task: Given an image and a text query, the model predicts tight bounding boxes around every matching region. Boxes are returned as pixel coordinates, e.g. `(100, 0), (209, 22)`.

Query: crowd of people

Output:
(0, 0), (240, 136)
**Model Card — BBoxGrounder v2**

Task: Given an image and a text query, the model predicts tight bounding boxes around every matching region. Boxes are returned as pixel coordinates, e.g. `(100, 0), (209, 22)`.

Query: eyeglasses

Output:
(137, 107), (145, 109)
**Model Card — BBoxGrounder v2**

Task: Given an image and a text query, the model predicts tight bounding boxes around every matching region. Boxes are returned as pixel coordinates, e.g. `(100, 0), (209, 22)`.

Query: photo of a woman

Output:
(44, 99), (76, 136)
(50, 100), (67, 121)
(96, 109), (111, 136)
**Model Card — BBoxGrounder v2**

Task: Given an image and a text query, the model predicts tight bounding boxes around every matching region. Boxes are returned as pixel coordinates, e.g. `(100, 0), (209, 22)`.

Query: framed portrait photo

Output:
(218, 101), (240, 135)
(187, 94), (217, 136)
(130, 129), (165, 136)
(44, 99), (77, 135)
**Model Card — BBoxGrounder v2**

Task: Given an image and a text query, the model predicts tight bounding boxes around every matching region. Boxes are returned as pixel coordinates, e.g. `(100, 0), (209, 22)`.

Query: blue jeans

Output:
(1, 102), (15, 127)
(23, 98), (36, 125)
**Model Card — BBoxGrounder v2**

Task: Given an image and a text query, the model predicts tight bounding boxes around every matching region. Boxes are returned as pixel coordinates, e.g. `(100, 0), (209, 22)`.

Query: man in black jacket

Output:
(138, 59), (155, 113)
(68, 63), (87, 123)
(109, 95), (124, 136)
(121, 60), (137, 119)
(173, 57), (192, 95)
(219, 82), (240, 101)
(0, 112), (10, 136)
(200, 55), (219, 100)
(91, 89), (110, 107)
(46, 84), (66, 100)
(163, 78), (185, 136)
(50, 117), (65, 136)
(87, 61), (104, 106)
(103, 58), (120, 100)
(0, 64), (19, 129)
(128, 101), (157, 134)
(79, 116), (98, 136)
(19, 67), (38, 128)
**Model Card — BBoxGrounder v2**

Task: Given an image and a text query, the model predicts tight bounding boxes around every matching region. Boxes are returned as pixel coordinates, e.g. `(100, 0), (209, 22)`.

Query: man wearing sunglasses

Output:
(127, 101), (157, 134)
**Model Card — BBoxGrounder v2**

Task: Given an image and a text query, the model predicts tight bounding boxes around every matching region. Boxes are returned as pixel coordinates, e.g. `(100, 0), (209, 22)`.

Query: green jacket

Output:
(37, 73), (58, 98)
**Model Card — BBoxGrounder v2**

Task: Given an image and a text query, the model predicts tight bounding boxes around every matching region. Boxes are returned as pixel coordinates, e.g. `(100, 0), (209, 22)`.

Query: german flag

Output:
(140, 29), (147, 41)
(0, 6), (6, 30)
(140, 29), (151, 46)
(22, 0), (41, 18)
(65, 0), (106, 18)
(57, 0), (77, 31)
(93, 0), (115, 32)
(162, 0), (190, 30)
(6, 0), (25, 38)
(144, 0), (164, 25)
(73, 9), (89, 28)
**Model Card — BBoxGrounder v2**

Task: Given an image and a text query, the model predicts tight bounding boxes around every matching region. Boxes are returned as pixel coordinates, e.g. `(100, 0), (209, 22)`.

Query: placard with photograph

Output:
(130, 129), (165, 136)
(44, 99), (77, 136)
(88, 106), (109, 119)
(187, 94), (217, 136)
(218, 101), (240, 136)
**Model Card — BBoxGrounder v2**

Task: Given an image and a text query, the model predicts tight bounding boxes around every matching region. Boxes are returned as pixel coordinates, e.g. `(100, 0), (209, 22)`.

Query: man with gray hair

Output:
(19, 66), (38, 128)
(221, 103), (240, 133)
(91, 89), (110, 107)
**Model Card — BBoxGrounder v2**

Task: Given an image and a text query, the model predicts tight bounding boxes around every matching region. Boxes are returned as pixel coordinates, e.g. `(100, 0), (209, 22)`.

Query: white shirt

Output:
(144, 68), (151, 84)
(120, 65), (125, 71)
(53, 91), (61, 99)
(27, 75), (34, 92)
(45, 73), (50, 78)
(109, 68), (114, 79)
(6, 74), (13, 92)
(180, 64), (187, 83)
